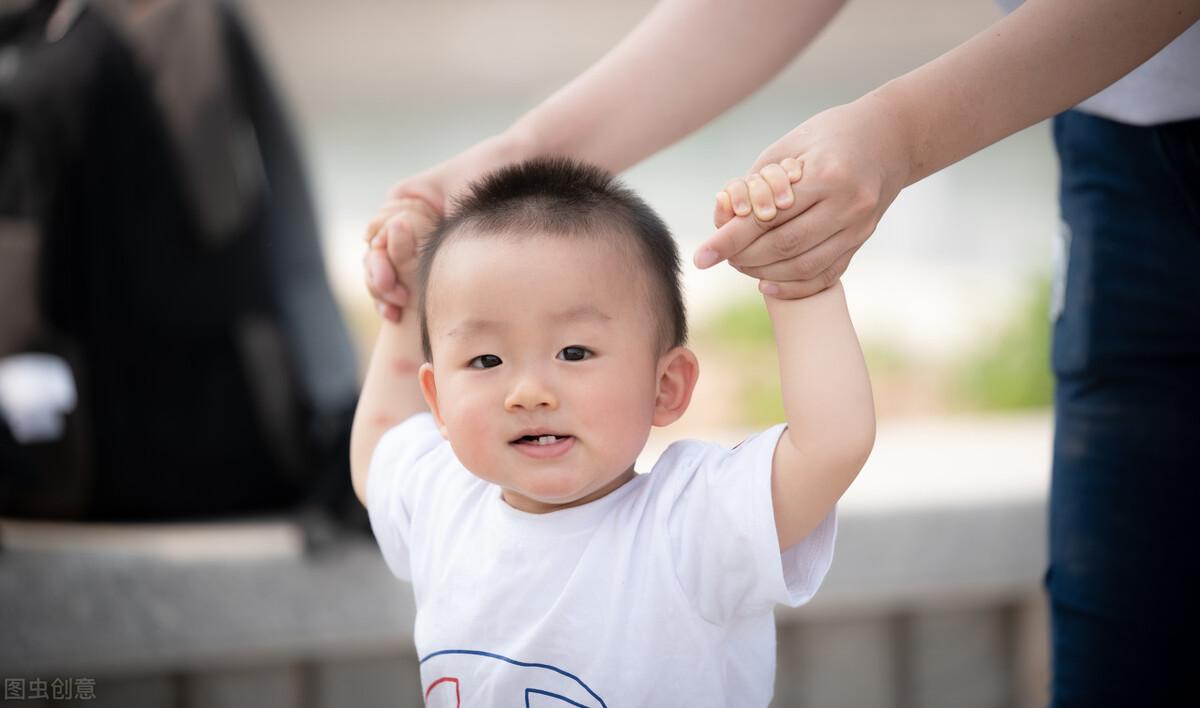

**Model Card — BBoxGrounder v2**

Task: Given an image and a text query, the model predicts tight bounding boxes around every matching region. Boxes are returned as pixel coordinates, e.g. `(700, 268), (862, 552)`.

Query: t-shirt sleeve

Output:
(666, 424), (837, 625)
(365, 412), (443, 581)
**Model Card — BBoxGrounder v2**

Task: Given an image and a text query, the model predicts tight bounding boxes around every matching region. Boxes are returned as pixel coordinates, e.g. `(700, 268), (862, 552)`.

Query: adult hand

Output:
(695, 94), (913, 298)
(363, 133), (531, 321)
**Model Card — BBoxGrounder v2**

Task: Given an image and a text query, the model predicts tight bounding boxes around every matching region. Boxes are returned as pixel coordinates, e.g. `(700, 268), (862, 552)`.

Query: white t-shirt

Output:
(367, 413), (836, 707)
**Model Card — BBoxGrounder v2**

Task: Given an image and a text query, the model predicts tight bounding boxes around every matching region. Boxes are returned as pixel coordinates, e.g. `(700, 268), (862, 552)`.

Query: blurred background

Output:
(253, 0), (1056, 413)
(1, 0), (1058, 706)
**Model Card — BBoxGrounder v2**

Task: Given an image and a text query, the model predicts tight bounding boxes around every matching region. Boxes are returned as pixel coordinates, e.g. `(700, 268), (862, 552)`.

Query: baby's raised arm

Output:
(350, 201), (438, 505)
(717, 166), (875, 551)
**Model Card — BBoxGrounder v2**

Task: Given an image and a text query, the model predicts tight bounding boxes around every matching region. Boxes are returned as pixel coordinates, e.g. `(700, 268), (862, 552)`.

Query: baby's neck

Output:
(500, 467), (636, 514)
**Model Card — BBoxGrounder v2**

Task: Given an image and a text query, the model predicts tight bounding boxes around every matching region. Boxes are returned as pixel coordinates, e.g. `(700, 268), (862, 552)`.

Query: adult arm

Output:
(885, 0), (1200, 185)
(504, 0), (846, 174)
(366, 0), (848, 318)
(698, 0), (1200, 297)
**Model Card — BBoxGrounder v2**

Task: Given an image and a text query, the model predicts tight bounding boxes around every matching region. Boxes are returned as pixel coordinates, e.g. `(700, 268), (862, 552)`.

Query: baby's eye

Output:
(557, 346), (592, 362)
(468, 354), (503, 369)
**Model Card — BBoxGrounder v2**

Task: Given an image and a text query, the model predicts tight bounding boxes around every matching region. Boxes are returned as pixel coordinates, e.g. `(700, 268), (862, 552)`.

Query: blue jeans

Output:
(1049, 110), (1200, 706)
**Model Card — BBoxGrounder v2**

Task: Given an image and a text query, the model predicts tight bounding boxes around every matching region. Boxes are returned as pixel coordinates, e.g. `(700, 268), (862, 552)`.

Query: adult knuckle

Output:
(790, 253), (819, 280)
(852, 186), (879, 214)
(773, 227), (803, 258)
(862, 215), (881, 236)
(820, 158), (851, 184)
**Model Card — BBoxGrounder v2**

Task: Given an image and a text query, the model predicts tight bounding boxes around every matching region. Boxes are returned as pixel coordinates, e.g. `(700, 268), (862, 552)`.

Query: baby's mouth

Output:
(511, 434), (573, 447)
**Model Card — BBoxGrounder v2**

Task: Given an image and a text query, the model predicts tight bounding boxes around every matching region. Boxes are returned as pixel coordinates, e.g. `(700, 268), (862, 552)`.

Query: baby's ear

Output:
(418, 363), (450, 438)
(652, 347), (700, 427)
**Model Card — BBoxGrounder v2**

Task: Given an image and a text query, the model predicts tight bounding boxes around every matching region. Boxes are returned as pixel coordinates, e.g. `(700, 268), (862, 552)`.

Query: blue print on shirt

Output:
(420, 649), (607, 707)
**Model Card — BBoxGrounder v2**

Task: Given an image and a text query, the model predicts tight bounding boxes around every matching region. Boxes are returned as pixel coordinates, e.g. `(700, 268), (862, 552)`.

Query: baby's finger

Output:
(376, 302), (402, 322)
(394, 197), (440, 228)
(400, 198), (441, 239)
(746, 174), (777, 222)
(385, 215), (419, 279)
(781, 157), (804, 183)
(364, 248), (408, 307)
(758, 163), (794, 209)
(363, 251), (391, 309)
(364, 210), (390, 246)
(724, 179), (752, 217)
(713, 191), (736, 229)
(363, 198), (410, 243)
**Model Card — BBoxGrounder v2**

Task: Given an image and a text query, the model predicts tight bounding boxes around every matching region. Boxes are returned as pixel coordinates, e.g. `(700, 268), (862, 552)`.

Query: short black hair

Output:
(417, 157), (686, 361)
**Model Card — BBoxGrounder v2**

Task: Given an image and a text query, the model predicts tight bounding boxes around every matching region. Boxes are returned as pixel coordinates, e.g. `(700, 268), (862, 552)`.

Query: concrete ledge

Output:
(801, 498), (1046, 616)
(0, 525), (415, 677)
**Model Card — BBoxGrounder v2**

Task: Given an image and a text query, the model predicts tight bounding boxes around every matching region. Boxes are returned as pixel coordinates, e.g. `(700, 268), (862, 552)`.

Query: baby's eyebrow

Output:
(444, 305), (612, 340)
(444, 318), (498, 339)
(553, 304), (613, 324)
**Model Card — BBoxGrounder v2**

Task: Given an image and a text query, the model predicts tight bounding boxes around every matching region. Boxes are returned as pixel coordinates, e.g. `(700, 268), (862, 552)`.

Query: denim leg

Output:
(1048, 110), (1200, 707)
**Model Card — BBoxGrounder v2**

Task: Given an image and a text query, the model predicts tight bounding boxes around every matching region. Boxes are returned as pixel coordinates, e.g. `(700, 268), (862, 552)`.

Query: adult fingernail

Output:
(760, 282), (780, 296)
(695, 248), (720, 269)
(375, 302), (387, 318)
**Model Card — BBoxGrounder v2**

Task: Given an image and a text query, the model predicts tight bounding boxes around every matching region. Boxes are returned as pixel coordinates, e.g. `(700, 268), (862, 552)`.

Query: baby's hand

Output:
(713, 158), (804, 229)
(363, 197), (439, 320)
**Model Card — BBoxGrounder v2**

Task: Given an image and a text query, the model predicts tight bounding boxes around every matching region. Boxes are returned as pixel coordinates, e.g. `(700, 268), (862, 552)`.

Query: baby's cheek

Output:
(442, 391), (496, 466)
(592, 383), (655, 456)
(445, 420), (499, 484)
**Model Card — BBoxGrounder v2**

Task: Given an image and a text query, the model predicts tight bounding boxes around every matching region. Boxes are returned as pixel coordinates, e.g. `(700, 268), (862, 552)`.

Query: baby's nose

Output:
(504, 375), (558, 411)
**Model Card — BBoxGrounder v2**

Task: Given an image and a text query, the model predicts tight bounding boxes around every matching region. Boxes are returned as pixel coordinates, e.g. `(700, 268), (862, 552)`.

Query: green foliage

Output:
(699, 275), (1055, 425)
(951, 277), (1054, 410)
(744, 382), (787, 427)
(704, 298), (775, 350)
(698, 298), (782, 426)
(861, 338), (912, 377)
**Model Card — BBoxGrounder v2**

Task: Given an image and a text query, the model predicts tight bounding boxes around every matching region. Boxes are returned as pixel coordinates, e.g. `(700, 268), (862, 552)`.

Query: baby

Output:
(351, 158), (874, 706)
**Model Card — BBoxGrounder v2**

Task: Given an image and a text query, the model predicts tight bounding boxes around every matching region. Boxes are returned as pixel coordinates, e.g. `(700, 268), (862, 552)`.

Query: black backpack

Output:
(0, 0), (362, 528)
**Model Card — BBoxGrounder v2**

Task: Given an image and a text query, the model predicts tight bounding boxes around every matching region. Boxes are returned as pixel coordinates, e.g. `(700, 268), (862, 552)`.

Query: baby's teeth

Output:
(537, 435), (556, 445)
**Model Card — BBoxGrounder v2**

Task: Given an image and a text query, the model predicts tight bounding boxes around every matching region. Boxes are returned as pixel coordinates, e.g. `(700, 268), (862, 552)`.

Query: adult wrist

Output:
(859, 85), (923, 190)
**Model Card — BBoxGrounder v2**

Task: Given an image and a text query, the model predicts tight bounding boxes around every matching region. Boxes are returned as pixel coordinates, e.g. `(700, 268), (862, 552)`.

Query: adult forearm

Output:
(507, 0), (846, 173)
(878, 0), (1200, 185)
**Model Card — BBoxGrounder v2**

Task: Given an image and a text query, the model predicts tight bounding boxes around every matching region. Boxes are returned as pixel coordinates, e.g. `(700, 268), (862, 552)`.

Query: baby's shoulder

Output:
(649, 430), (766, 472)
(637, 435), (739, 495)
(371, 413), (480, 500)
(641, 426), (786, 495)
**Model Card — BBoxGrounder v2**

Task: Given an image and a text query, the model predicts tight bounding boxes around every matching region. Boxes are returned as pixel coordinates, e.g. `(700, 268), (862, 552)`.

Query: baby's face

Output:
(420, 232), (666, 513)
